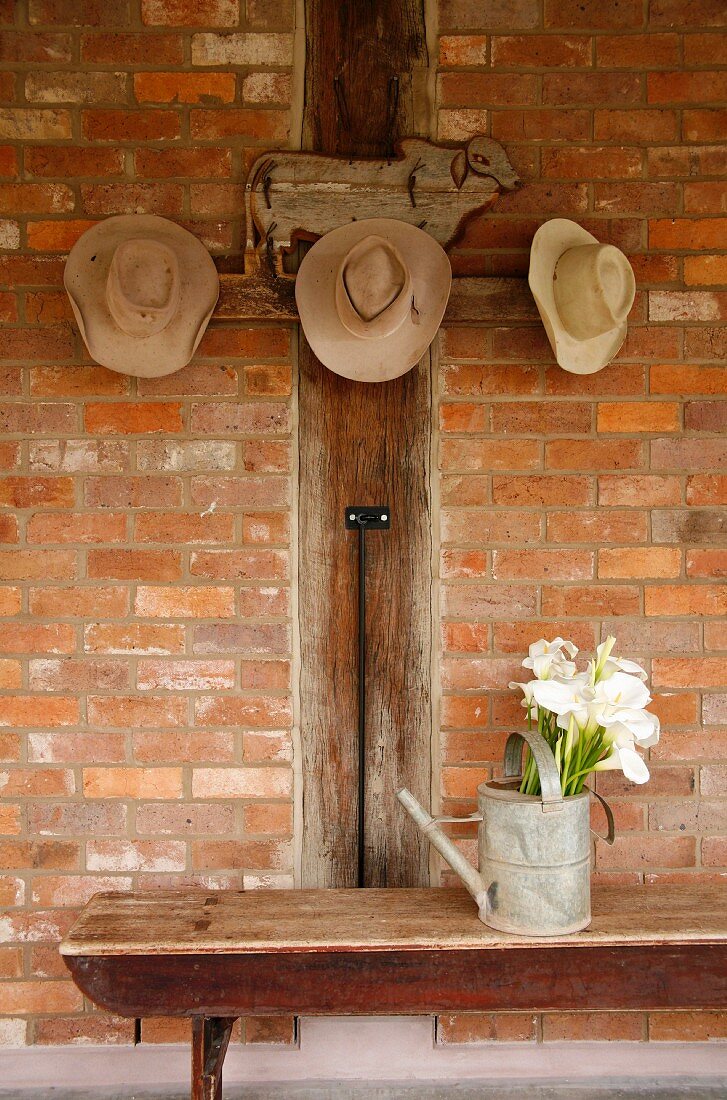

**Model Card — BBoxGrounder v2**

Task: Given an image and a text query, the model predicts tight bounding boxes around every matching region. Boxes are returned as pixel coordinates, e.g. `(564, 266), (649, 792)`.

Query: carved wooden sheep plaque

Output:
(244, 136), (519, 275)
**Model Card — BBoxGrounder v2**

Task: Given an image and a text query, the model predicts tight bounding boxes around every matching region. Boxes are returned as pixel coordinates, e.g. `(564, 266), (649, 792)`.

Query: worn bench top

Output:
(60, 884), (727, 957)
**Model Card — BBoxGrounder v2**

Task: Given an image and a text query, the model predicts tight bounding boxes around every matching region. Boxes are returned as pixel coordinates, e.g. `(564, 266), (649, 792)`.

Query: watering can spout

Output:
(396, 788), (486, 914)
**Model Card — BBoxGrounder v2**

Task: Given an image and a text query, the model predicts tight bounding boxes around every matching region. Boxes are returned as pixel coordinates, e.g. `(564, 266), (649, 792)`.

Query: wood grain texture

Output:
(215, 274), (538, 325)
(299, 344), (432, 887)
(64, 944), (727, 1017)
(61, 886), (727, 956)
(298, 0), (434, 888)
(302, 0), (429, 158)
(243, 138), (518, 268)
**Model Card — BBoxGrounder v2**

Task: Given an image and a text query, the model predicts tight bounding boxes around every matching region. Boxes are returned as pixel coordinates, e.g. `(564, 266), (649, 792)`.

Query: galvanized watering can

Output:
(397, 729), (614, 937)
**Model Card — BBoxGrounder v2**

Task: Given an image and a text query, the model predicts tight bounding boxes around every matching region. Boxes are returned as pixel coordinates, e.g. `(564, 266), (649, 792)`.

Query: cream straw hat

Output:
(528, 218), (635, 375)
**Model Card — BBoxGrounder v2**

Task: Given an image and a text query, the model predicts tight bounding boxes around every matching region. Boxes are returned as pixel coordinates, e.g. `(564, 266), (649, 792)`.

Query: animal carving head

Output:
(449, 136), (520, 192)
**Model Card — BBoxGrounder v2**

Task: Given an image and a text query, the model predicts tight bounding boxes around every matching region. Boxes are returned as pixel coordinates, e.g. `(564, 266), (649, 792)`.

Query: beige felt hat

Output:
(528, 218), (636, 375)
(295, 218), (452, 382)
(64, 214), (219, 378)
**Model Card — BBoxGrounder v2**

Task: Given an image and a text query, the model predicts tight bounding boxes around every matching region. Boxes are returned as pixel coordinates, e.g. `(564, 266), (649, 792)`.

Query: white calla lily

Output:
(523, 637), (578, 680)
(594, 742), (650, 784)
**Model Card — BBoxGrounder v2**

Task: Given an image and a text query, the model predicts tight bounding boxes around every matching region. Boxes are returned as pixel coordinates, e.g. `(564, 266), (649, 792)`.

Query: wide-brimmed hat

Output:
(64, 214), (219, 378)
(295, 218), (451, 382)
(528, 218), (635, 375)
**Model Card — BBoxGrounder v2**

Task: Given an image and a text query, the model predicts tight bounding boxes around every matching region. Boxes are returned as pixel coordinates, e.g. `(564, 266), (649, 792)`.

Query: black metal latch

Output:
(345, 506), (390, 530)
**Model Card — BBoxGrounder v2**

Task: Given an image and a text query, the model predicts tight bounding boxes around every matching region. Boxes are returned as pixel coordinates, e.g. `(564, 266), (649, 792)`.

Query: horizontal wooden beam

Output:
(215, 273), (538, 325)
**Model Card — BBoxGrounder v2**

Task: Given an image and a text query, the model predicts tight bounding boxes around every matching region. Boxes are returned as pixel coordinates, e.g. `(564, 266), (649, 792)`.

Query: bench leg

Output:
(191, 1015), (237, 1100)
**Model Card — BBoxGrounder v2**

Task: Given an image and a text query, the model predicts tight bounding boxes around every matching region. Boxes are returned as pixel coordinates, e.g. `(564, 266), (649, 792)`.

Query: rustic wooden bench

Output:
(61, 884), (727, 1100)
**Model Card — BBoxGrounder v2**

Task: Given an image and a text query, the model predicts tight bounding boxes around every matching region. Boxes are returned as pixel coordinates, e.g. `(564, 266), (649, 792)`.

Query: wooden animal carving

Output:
(244, 136), (519, 275)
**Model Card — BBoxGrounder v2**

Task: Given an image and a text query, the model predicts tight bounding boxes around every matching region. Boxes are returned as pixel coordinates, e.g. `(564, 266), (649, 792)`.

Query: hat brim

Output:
(64, 215), (219, 378)
(295, 218), (452, 382)
(528, 218), (627, 375)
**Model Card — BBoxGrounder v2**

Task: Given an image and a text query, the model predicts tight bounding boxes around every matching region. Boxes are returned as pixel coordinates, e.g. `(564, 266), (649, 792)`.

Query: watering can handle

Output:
(504, 729), (564, 812)
(586, 786), (616, 845)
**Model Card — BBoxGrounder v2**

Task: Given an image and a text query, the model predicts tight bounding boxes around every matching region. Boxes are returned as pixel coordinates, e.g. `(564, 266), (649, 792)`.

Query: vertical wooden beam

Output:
(299, 0), (432, 887)
(302, 0), (429, 157)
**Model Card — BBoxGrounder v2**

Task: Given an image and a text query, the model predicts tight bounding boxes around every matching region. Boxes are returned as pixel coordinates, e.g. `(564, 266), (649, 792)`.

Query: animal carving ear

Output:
(450, 149), (468, 190)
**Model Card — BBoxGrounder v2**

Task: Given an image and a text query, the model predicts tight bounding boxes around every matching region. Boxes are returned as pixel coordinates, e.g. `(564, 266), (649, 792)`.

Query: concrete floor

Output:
(4, 1080), (727, 1099)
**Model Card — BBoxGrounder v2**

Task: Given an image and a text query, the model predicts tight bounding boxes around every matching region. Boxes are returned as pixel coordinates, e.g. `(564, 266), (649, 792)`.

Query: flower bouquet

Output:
(509, 635), (660, 798)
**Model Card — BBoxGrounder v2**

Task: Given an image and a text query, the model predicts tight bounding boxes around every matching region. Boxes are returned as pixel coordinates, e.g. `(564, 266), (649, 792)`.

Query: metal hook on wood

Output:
(407, 157), (425, 208)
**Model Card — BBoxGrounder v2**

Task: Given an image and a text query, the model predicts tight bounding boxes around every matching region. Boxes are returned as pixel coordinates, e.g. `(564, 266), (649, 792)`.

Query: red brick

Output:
(27, 219), (98, 251)
(544, 0), (642, 28)
(597, 33), (679, 68)
(29, 585), (128, 618)
(0, 981), (82, 1015)
(85, 475), (182, 509)
(649, 218), (727, 250)
(684, 31), (727, 65)
(141, 0), (238, 24)
(596, 835), (695, 871)
(135, 147), (232, 178)
(653, 657), (727, 689)
(135, 511), (235, 544)
(135, 71), (236, 104)
(594, 109), (676, 142)
(649, 71), (727, 104)
(492, 475), (592, 507)
(687, 549), (727, 578)
(87, 548), (182, 581)
(0, 587), (21, 617)
(683, 109), (727, 142)
(84, 402), (183, 434)
(493, 549), (593, 581)
(26, 145), (124, 178)
(542, 585), (640, 616)
(492, 107), (589, 143)
(29, 730), (126, 764)
(544, 71), (642, 106)
(439, 72), (537, 106)
(598, 474), (680, 507)
(547, 509), (648, 544)
(190, 109), (288, 143)
(195, 695), (292, 728)
(0, 549), (76, 581)
(0, 30), (72, 62)
(81, 181), (184, 216)
(440, 439), (540, 472)
(26, 513), (126, 544)
(0, 476), (74, 509)
(541, 145), (642, 180)
(137, 659), (235, 691)
(685, 400), (727, 432)
(599, 547), (681, 579)
(197, 327), (289, 359)
(88, 695), (187, 728)
(83, 767), (183, 799)
(546, 439), (644, 471)
(28, 657), (127, 692)
(543, 1011), (645, 1041)
(82, 109), (181, 142)
(191, 766), (291, 799)
(135, 585), (235, 619)
(594, 182), (678, 216)
(650, 1011), (727, 1041)
(81, 32), (184, 64)
(597, 402), (679, 433)
(684, 256), (727, 285)
(645, 585), (726, 617)
(491, 33), (590, 66)
(133, 730), (234, 763)
(442, 583), (537, 621)
(439, 35), (489, 66)
(85, 623), (185, 654)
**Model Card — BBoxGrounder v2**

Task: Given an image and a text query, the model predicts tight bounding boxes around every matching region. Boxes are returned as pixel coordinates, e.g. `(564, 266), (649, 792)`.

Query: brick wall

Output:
(0, 0), (725, 1051)
(434, 0), (726, 1044)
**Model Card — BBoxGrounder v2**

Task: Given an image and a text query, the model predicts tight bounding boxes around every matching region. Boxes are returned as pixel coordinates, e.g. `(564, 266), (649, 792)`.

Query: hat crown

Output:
(335, 234), (412, 340)
(553, 242), (635, 342)
(106, 238), (181, 339)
